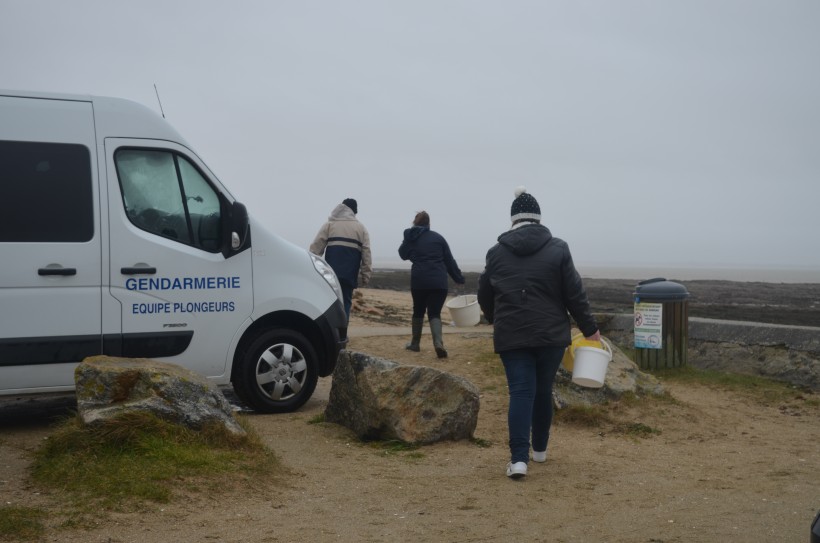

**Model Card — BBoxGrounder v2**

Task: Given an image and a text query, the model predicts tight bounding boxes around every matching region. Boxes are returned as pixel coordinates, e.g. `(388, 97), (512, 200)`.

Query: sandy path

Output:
(1, 288), (818, 542)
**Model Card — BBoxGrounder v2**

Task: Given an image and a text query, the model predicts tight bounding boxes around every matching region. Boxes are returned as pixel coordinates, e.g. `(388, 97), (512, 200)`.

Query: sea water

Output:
(376, 260), (820, 283)
(576, 266), (820, 284)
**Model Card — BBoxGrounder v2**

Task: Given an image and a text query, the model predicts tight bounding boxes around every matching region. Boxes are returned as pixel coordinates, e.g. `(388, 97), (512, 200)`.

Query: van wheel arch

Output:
(231, 326), (319, 414)
(232, 312), (325, 377)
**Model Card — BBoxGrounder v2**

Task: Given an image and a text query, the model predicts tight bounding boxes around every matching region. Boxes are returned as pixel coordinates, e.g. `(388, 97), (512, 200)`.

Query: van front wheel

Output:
(233, 328), (319, 413)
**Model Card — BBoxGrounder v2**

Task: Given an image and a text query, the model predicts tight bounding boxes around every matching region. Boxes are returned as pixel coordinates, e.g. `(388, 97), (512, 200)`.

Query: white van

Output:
(0, 89), (348, 413)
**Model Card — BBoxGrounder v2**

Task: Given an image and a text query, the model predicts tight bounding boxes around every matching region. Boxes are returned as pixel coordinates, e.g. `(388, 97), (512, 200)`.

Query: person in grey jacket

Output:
(477, 187), (600, 480)
(310, 198), (372, 319)
(398, 211), (465, 358)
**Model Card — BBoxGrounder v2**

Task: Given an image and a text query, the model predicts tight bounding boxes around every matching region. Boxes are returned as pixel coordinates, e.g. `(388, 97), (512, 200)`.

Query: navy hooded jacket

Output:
(398, 226), (465, 290)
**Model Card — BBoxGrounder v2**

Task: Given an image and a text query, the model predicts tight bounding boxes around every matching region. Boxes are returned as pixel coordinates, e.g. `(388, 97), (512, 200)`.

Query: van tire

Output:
(233, 328), (319, 413)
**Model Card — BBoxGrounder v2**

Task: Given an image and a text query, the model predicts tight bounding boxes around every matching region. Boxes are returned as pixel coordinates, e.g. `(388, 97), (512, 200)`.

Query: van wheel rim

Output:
(254, 342), (308, 401)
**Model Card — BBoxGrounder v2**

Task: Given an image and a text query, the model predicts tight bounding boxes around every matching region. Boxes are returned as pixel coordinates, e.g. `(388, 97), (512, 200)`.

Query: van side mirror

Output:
(227, 201), (249, 253)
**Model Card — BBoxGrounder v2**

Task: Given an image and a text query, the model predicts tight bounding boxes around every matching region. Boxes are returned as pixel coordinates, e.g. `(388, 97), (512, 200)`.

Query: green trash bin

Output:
(633, 278), (689, 370)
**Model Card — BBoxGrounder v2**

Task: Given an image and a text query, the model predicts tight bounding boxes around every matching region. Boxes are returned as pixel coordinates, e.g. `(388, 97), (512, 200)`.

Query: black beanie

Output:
(342, 198), (358, 215)
(510, 186), (541, 222)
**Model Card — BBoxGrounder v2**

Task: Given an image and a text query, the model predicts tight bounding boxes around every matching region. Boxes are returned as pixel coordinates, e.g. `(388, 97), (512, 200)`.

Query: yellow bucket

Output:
(561, 333), (603, 372)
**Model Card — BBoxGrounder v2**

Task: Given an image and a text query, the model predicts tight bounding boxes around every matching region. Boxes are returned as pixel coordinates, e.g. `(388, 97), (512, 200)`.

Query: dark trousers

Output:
(340, 280), (354, 318)
(410, 288), (448, 320)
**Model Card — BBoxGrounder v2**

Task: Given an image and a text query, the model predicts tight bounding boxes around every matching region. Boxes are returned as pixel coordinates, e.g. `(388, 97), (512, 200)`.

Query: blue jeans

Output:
(500, 346), (565, 464)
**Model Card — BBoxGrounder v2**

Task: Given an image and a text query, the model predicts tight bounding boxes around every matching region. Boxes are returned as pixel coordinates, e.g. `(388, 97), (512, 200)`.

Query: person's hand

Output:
(585, 330), (602, 342)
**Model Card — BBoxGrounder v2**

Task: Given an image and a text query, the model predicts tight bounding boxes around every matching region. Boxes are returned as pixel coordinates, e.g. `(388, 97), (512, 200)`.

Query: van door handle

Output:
(38, 267), (77, 276)
(121, 266), (157, 275)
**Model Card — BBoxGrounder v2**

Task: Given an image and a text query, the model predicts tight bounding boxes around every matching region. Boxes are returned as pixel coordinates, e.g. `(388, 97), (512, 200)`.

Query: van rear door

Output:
(0, 96), (102, 392)
(103, 139), (254, 379)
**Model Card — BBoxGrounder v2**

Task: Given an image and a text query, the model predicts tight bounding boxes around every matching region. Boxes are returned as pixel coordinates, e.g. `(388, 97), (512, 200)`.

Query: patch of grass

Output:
(471, 437), (492, 448)
(767, 469), (795, 478)
(367, 439), (421, 457)
(655, 366), (817, 406)
(30, 411), (277, 511)
(360, 435), (487, 458)
(0, 505), (46, 541)
(308, 413), (326, 424)
(555, 404), (612, 428)
(556, 404), (660, 439)
(616, 422), (661, 438)
(801, 395), (820, 408)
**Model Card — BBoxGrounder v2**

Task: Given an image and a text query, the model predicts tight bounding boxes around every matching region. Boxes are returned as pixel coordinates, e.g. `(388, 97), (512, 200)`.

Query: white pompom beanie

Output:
(510, 186), (541, 223)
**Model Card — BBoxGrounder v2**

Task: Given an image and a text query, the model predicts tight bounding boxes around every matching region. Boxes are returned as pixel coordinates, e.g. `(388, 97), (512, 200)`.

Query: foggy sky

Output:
(2, 0), (819, 275)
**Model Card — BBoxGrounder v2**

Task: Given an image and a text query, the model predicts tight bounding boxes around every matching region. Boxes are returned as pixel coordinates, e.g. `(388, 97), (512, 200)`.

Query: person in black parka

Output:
(478, 187), (600, 480)
(398, 211), (465, 358)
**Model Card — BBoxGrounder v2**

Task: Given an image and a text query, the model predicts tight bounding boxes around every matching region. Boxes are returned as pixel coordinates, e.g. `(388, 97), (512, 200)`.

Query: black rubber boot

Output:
(405, 317), (423, 352)
(430, 318), (448, 358)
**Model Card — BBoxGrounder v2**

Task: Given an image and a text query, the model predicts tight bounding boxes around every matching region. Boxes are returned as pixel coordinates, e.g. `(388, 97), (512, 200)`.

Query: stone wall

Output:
(596, 313), (820, 390)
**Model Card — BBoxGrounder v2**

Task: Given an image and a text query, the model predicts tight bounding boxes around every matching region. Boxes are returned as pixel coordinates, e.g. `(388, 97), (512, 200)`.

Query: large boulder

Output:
(75, 355), (245, 436)
(325, 351), (480, 444)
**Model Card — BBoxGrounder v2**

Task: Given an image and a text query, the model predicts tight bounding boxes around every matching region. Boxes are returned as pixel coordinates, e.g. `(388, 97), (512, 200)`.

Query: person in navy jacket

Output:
(398, 211), (465, 358)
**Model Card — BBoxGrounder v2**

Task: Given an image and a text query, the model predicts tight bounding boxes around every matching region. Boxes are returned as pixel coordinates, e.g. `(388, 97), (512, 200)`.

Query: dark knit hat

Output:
(342, 198), (358, 215)
(510, 186), (541, 222)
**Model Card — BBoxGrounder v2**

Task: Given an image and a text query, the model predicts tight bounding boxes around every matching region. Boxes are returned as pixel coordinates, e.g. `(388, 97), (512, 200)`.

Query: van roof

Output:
(0, 88), (190, 146)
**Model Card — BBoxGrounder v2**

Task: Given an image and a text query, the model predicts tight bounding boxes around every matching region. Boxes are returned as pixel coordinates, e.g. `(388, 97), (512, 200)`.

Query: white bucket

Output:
(571, 338), (613, 388)
(445, 294), (480, 327)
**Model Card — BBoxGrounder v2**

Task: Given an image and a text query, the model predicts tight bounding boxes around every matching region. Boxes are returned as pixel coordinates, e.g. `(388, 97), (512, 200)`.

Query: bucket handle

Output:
(600, 337), (613, 361)
(572, 334), (613, 361)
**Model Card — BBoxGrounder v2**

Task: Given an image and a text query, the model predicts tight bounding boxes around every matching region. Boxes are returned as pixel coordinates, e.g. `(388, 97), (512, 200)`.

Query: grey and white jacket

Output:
(310, 204), (372, 287)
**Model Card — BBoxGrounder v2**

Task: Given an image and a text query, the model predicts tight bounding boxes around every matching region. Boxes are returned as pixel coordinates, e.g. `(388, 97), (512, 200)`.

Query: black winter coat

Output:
(477, 223), (598, 353)
(398, 226), (465, 290)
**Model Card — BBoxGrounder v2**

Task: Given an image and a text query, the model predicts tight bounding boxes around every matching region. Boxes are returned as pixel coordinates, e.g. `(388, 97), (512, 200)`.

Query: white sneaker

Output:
(532, 450), (547, 463)
(506, 461), (527, 479)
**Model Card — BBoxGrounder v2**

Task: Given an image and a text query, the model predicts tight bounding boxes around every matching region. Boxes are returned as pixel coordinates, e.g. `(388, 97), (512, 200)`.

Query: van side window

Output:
(115, 149), (222, 252)
(0, 140), (94, 242)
